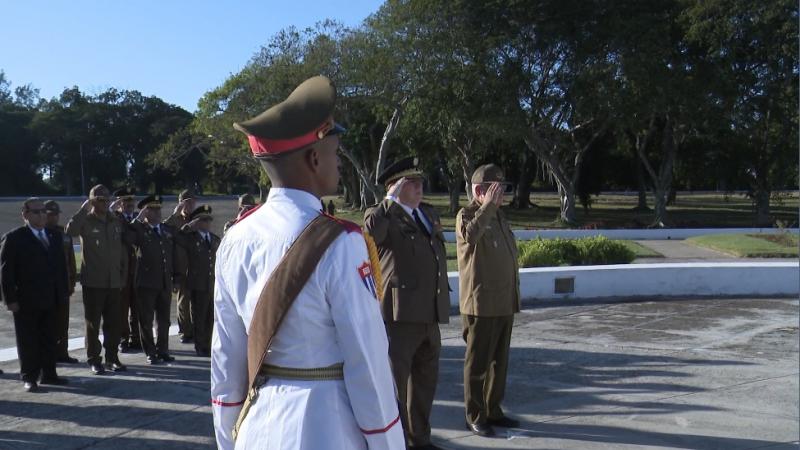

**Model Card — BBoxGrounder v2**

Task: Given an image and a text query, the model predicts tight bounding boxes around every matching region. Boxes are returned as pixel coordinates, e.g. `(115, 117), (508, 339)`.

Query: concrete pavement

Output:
(0, 296), (797, 449)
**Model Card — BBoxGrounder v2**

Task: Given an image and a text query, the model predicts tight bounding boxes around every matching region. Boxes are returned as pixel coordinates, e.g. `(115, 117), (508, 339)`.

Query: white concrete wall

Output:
(447, 262), (799, 306)
(442, 228), (799, 242)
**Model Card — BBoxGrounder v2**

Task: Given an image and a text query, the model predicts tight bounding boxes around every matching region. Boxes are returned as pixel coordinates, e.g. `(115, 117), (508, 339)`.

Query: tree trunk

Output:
(513, 151), (534, 209)
(652, 187), (668, 228)
(635, 160), (650, 211)
(374, 98), (407, 185)
(557, 181), (577, 223)
(753, 186), (771, 227)
(457, 142), (475, 202)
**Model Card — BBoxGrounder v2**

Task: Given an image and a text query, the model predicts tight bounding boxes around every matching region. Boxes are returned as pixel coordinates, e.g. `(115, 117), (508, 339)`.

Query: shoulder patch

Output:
(322, 213), (363, 234)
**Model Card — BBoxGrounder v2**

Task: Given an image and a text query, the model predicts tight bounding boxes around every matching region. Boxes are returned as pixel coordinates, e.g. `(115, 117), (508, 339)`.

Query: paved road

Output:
(0, 296), (797, 449)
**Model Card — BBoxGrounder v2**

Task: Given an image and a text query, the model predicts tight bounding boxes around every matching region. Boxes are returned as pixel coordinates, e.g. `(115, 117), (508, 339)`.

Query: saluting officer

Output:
(128, 195), (177, 364)
(65, 185), (127, 375)
(364, 157), (450, 450)
(110, 187), (141, 353)
(212, 75), (403, 450)
(165, 189), (196, 344)
(456, 164), (521, 437)
(43, 200), (79, 364)
(222, 193), (257, 234)
(174, 205), (220, 357)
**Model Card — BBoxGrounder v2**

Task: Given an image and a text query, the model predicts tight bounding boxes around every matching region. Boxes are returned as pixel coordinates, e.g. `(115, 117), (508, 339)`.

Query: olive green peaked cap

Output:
(233, 75), (344, 157)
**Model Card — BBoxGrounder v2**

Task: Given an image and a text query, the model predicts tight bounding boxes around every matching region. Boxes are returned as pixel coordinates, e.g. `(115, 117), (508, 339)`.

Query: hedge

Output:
(517, 236), (636, 268)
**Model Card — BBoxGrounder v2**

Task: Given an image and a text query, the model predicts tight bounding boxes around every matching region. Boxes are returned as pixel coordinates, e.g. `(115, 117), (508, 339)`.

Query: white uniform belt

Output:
(260, 362), (344, 381)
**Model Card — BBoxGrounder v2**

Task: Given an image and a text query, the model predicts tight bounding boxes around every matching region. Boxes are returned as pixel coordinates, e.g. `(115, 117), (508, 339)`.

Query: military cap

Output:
(238, 193), (256, 208)
(471, 164), (511, 185)
(377, 157), (425, 186)
(89, 184), (110, 199)
(233, 75), (345, 158)
(189, 204), (213, 221)
(137, 195), (162, 210)
(178, 189), (195, 202)
(113, 187), (135, 199)
(43, 200), (61, 214)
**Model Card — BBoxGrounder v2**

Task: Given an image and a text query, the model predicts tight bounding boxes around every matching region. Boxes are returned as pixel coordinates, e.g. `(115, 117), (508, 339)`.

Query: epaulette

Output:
(322, 212), (363, 234)
(233, 203), (263, 225)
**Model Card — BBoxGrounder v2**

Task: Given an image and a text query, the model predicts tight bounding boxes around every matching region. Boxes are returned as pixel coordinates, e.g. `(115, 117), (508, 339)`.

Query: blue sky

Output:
(0, 0), (384, 112)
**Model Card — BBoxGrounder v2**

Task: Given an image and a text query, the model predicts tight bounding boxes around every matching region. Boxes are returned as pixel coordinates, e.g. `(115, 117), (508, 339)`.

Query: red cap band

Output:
(247, 120), (333, 157)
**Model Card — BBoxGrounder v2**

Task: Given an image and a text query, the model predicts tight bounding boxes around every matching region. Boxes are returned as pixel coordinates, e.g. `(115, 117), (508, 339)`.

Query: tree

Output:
(682, 0), (799, 225)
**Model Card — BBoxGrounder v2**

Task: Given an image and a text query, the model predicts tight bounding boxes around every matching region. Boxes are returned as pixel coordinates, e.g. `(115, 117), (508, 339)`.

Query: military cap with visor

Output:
(377, 157), (425, 186)
(137, 195), (162, 210)
(471, 164), (512, 186)
(113, 187), (136, 199)
(43, 200), (61, 214)
(238, 193), (256, 208)
(189, 204), (213, 221)
(233, 75), (345, 158)
(178, 189), (195, 202)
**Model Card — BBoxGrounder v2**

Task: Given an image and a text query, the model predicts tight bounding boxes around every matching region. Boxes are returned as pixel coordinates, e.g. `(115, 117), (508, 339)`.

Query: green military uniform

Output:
(129, 195), (176, 363)
(113, 187), (141, 352)
(364, 157), (450, 448)
(456, 164), (520, 429)
(174, 205), (220, 356)
(165, 189), (194, 342)
(65, 204), (127, 370)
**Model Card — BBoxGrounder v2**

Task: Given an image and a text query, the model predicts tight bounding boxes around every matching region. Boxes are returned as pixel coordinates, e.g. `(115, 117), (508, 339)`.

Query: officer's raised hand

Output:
(387, 177), (409, 199)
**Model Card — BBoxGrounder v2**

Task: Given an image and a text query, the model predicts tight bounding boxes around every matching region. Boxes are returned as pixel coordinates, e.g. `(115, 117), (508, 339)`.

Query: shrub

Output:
(517, 236), (635, 268)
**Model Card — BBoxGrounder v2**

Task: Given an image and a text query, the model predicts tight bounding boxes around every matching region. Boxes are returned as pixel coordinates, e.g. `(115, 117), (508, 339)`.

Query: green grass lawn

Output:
(687, 233), (799, 258)
(327, 191), (799, 231)
(444, 239), (662, 271)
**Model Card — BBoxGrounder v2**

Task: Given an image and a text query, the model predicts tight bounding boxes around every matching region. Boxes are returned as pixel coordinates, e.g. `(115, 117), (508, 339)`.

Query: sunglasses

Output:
(26, 208), (47, 214)
(92, 197), (110, 202)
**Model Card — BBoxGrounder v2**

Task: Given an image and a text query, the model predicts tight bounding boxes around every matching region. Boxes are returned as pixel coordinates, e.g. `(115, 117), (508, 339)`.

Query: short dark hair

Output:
(22, 197), (42, 212)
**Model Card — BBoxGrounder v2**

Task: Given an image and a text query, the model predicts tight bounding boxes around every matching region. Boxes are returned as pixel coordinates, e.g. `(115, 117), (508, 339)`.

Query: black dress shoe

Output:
(90, 363), (106, 375)
(23, 381), (39, 392)
(487, 416), (520, 428)
(158, 354), (175, 362)
(180, 336), (193, 344)
(107, 361), (127, 372)
(57, 356), (79, 364)
(146, 355), (162, 365)
(40, 376), (69, 386)
(466, 421), (495, 437)
(409, 444), (444, 450)
(195, 349), (211, 357)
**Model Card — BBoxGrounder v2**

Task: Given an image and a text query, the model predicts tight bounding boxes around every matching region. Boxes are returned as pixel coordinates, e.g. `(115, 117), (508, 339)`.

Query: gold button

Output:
(437, 289), (440, 294)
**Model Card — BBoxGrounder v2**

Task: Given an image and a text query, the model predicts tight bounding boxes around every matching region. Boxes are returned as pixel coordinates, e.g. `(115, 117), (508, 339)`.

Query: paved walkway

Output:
(0, 297), (797, 449)
(634, 239), (798, 264)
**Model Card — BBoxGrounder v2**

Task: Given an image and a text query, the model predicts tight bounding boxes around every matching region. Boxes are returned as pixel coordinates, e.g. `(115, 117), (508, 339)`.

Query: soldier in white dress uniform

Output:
(211, 75), (404, 450)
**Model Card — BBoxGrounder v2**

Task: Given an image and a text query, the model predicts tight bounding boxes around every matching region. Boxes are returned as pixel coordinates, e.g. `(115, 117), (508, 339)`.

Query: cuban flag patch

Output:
(358, 262), (378, 299)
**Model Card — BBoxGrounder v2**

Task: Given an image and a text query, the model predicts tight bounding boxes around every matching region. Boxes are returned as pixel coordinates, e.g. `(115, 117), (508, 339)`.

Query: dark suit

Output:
(364, 199), (449, 447)
(0, 226), (69, 382)
(128, 221), (175, 358)
(46, 225), (77, 360)
(174, 228), (220, 354)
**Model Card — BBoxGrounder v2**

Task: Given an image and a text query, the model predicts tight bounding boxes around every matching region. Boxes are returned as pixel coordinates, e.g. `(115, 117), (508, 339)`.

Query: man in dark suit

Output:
(1, 198), (70, 392)
(43, 200), (78, 364)
(128, 195), (177, 364)
(174, 205), (220, 357)
(364, 157), (450, 450)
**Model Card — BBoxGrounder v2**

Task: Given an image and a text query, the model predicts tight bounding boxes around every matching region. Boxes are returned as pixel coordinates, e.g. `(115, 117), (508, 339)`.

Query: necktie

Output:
(412, 209), (430, 238)
(37, 230), (49, 249)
